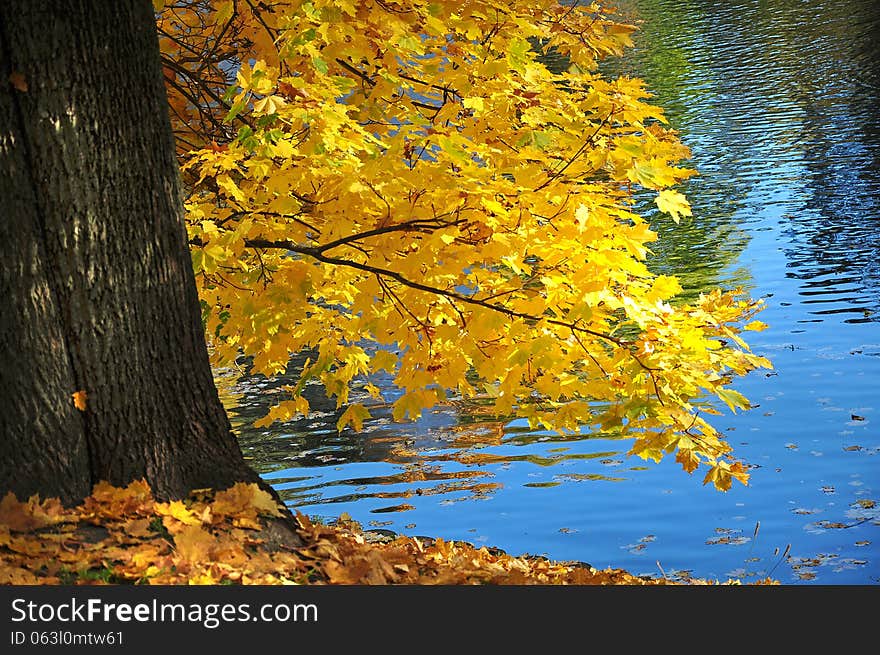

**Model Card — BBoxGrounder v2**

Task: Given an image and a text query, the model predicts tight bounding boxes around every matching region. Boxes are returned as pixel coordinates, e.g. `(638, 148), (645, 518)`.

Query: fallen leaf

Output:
(121, 518), (154, 539)
(72, 390), (87, 411)
(249, 486), (284, 517)
(155, 500), (202, 527)
(173, 524), (215, 563)
(0, 567), (41, 584)
(0, 492), (56, 531)
(85, 480), (154, 517)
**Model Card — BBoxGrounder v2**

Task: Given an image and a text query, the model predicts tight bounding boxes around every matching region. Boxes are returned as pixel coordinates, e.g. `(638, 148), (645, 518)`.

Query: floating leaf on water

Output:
(370, 504), (416, 514)
(555, 472), (627, 482)
(706, 535), (750, 546)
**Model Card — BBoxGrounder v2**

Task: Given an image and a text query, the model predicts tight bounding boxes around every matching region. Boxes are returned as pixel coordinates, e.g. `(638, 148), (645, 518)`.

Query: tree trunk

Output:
(0, 0), (262, 505)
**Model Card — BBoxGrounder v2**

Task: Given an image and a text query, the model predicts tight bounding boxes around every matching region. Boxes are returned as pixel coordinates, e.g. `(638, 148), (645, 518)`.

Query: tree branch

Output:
(532, 110), (614, 192)
(242, 237), (629, 349)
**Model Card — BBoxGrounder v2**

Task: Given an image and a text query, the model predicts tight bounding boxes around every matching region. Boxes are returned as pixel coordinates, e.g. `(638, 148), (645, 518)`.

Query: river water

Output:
(220, 0), (880, 584)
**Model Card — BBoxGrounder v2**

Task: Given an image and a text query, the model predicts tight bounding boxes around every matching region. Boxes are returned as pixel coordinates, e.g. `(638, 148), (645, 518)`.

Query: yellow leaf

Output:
(249, 485), (284, 518)
(370, 350), (398, 374)
(654, 189), (692, 224)
(156, 500), (202, 526)
(675, 448), (701, 474)
(253, 95), (286, 115)
(480, 197), (508, 218)
(463, 97), (484, 112)
(337, 403), (371, 432)
(729, 462), (750, 487)
(716, 387), (750, 413)
(253, 398), (309, 428)
(216, 175), (246, 203)
(232, 516), (263, 530)
(210, 482), (281, 520)
(702, 460), (748, 491)
(86, 480), (154, 516)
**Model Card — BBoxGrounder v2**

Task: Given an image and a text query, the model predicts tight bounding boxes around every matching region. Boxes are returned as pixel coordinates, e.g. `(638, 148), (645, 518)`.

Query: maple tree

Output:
(158, 0), (771, 490)
(0, 1), (778, 589)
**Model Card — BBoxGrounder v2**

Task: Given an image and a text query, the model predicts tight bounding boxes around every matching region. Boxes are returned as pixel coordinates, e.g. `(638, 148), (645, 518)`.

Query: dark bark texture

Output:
(0, 1), (261, 504)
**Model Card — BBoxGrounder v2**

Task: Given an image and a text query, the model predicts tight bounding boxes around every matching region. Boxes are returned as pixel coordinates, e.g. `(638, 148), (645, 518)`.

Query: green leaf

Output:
(224, 98), (246, 124)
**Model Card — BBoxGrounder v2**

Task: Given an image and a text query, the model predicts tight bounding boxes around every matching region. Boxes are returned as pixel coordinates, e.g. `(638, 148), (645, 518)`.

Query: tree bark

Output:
(0, 0), (262, 504)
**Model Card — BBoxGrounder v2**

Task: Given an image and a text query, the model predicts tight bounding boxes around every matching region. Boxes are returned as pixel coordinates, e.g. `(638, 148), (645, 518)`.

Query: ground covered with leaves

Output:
(0, 481), (776, 585)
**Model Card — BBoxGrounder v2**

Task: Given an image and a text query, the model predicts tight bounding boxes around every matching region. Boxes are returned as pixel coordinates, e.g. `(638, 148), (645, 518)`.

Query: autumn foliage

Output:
(158, 0), (771, 491)
(0, 482), (778, 585)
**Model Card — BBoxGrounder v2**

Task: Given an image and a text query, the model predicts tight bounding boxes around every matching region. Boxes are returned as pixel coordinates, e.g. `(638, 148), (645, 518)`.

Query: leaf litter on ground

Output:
(0, 480), (777, 585)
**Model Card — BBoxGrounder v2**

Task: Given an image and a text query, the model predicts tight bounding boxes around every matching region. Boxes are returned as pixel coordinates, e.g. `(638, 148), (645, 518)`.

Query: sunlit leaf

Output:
(655, 189), (692, 223)
(72, 390), (87, 411)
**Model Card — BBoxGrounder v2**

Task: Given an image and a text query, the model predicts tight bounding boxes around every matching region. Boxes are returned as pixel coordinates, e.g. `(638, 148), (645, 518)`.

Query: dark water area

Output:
(221, 0), (880, 584)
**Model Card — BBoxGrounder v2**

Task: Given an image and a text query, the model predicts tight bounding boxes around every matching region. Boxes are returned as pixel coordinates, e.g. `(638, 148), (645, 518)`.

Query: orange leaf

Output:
(278, 80), (309, 100)
(85, 480), (154, 517)
(0, 567), (41, 584)
(0, 493), (64, 533)
(72, 390), (88, 411)
(210, 483), (253, 519)
(211, 482), (281, 519)
(173, 524), (215, 563)
(122, 518), (154, 539)
(9, 71), (27, 92)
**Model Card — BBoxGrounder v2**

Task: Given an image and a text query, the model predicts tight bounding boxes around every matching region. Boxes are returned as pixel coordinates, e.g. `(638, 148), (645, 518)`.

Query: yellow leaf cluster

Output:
(158, 1), (772, 490)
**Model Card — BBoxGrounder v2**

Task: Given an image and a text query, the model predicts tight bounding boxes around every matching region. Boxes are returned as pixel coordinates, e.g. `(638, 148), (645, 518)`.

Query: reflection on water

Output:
(220, 0), (880, 584)
(606, 0), (880, 316)
(219, 362), (632, 509)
